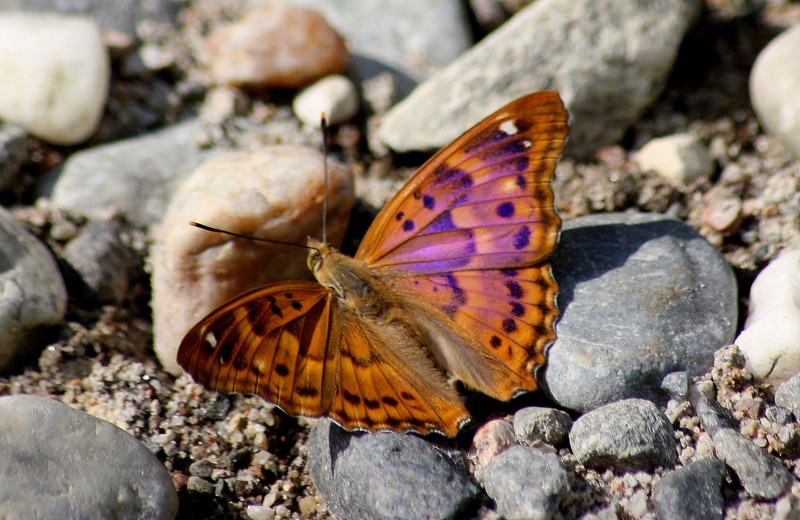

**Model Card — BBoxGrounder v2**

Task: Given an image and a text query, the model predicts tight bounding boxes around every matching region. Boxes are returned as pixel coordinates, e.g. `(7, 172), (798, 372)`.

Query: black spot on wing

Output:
(402, 219), (415, 232)
(342, 390), (361, 405)
(502, 318), (517, 333)
(275, 363), (289, 377)
(490, 335), (502, 349)
(423, 194), (436, 210)
(296, 386), (319, 397)
(510, 302), (525, 317)
(506, 280), (523, 299)
(497, 202), (515, 218)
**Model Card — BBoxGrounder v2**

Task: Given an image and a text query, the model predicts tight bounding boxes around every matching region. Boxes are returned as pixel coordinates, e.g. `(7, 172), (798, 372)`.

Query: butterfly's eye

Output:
(307, 249), (323, 273)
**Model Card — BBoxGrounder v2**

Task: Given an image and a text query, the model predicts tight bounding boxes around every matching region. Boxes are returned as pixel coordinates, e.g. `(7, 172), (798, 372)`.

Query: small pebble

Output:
(513, 406), (572, 447)
(0, 13), (109, 145)
(568, 398), (677, 470)
(736, 248), (800, 383)
(661, 371), (689, 401)
(483, 445), (569, 520)
(469, 419), (517, 481)
(711, 428), (794, 499)
(652, 459), (726, 520)
(775, 373), (800, 419)
(203, 3), (349, 89)
(634, 133), (714, 187)
(293, 75), (359, 127)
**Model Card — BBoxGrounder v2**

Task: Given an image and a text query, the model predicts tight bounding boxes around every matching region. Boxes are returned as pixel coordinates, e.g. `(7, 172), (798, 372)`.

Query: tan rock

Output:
(203, 3), (349, 89)
(152, 145), (354, 374)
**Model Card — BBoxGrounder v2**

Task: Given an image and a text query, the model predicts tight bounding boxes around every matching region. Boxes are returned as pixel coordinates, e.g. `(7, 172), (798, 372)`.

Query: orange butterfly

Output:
(177, 91), (568, 437)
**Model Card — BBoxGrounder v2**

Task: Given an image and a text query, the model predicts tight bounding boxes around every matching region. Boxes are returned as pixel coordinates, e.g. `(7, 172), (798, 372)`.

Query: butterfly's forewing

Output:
(178, 282), (339, 418)
(356, 91), (568, 400)
(357, 91), (566, 273)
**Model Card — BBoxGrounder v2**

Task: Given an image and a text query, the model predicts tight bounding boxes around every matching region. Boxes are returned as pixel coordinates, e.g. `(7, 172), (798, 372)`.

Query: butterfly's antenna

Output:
(190, 221), (317, 252)
(321, 112), (329, 245)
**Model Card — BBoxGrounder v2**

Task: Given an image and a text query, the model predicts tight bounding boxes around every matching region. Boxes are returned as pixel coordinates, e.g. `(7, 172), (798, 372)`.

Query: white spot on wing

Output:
(205, 331), (218, 349)
(523, 139), (532, 148)
(499, 120), (518, 135)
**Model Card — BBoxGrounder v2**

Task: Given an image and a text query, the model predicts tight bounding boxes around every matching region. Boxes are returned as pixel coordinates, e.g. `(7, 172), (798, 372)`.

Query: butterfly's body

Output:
(179, 91), (569, 437)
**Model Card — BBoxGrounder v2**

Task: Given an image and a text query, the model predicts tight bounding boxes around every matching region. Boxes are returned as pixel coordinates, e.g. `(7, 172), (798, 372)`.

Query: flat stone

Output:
(293, 75), (359, 127)
(0, 395), (178, 519)
(377, 0), (699, 158)
(44, 119), (214, 228)
(0, 207), (67, 372)
(0, 13), (109, 145)
(513, 407), (573, 447)
(543, 212), (738, 412)
(634, 133), (714, 187)
(307, 419), (479, 520)
(568, 398), (677, 470)
(712, 428), (794, 499)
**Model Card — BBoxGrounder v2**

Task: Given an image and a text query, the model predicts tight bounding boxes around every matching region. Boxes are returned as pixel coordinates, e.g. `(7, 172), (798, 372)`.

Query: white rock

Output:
(152, 145), (355, 375)
(0, 207), (67, 371)
(0, 13), (109, 145)
(293, 75), (359, 127)
(736, 249), (800, 383)
(750, 23), (800, 160)
(0, 395), (178, 519)
(634, 133), (713, 186)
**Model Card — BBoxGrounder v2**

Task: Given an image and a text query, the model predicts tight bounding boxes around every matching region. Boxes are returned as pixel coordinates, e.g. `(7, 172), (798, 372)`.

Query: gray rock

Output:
(307, 419), (479, 520)
(712, 428), (793, 499)
(0, 123), (27, 192)
(652, 459), (726, 520)
(277, 0), (472, 90)
(513, 407), (572, 447)
(483, 445), (569, 520)
(764, 406), (794, 425)
(377, 0), (699, 158)
(750, 23), (800, 160)
(775, 372), (800, 419)
(568, 398), (677, 469)
(661, 371), (689, 401)
(688, 383), (738, 437)
(0, 207), (67, 372)
(44, 119), (215, 228)
(60, 219), (140, 305)
(0, 0), (179, 34)
(543, 212), (738, 412)
(0, 395), (178, 519)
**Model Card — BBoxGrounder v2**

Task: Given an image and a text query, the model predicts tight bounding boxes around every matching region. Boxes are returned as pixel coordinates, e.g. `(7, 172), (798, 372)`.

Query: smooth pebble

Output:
(544, 212), (738, 412)
(0, 395), (178, 519)
(307, 419), (479, 520)
(45, 119), (214, 228)
(633, 133), (714, 187)
(293, 75), (359, 127)
(0, 13), (109, 145)
(750, 23), (800, 159)
(736, 248), (800, 383)
(568, 398), (677, 469)
(0, 207), (67, 372)
(203, 3), (349, 89)
(377, 0), (699, 158)
(151, 145), (354, 375)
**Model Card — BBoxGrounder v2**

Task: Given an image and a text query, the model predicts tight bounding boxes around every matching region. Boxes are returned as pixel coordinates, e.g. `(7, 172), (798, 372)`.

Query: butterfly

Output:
(177, 91), (569, 437)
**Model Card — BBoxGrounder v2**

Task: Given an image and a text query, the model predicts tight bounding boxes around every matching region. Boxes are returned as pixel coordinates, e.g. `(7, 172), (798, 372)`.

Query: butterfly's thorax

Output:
(307, 238), (391, 318)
